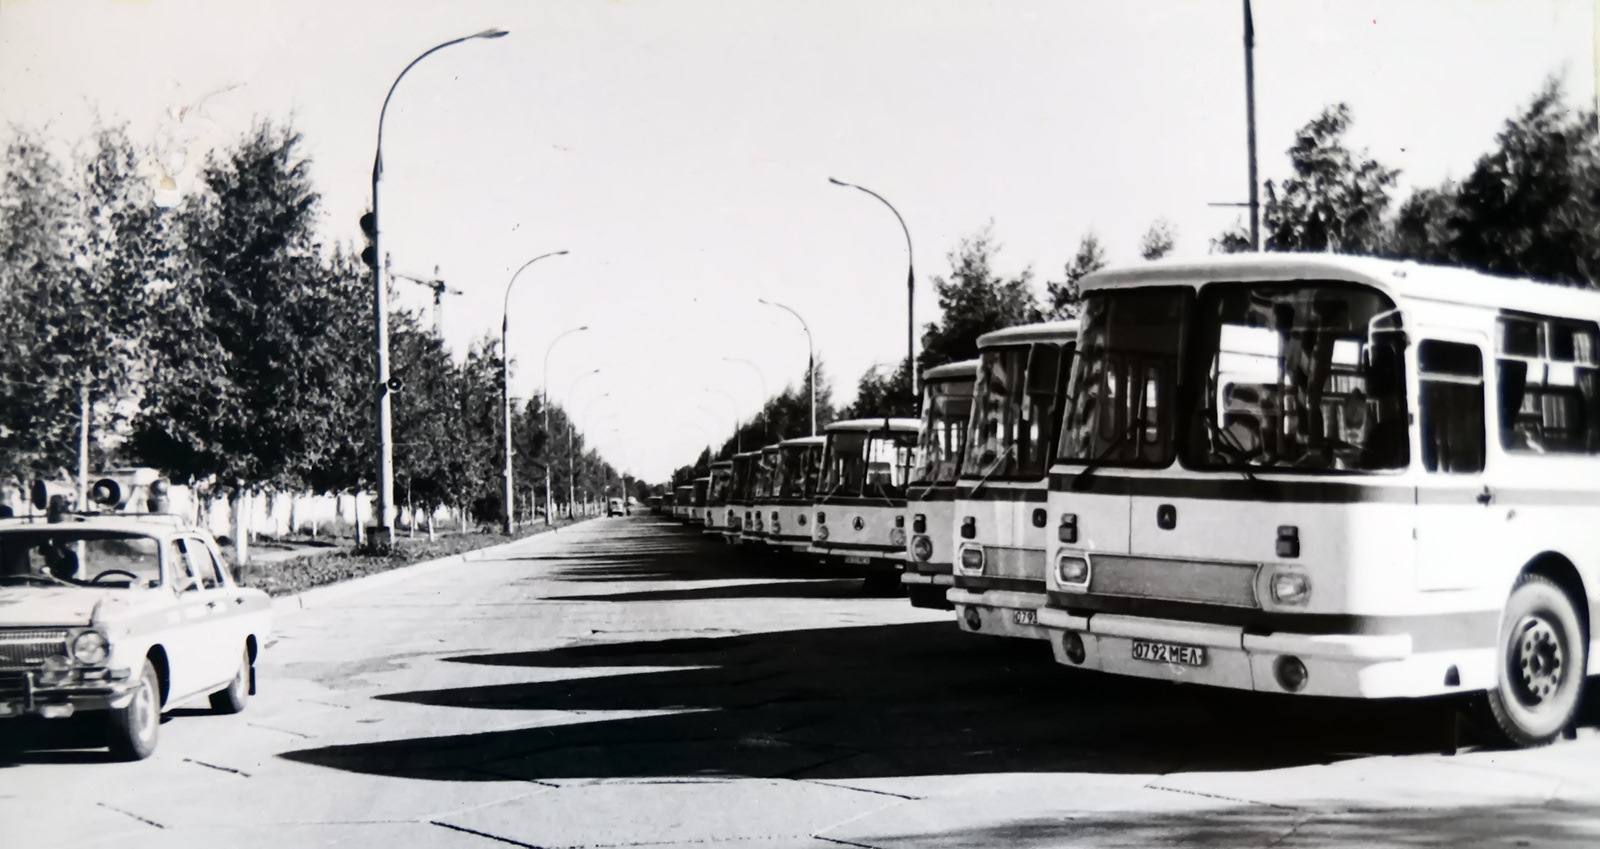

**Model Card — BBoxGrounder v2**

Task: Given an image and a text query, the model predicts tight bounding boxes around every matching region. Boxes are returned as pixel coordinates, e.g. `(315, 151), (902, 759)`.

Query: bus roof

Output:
(924, 359), (979, 381)
(778, 435), (827, 448)
(734, 451), (760, 459)
(976, 320), (1080, 349)
(711, 460), (732, 469)
(675, 485), (692, 494)
(694, 476), (710, 484)
(760, 445), (781, 455)
(1079, 253), (1600, 317)
(825, 417), (921, 435)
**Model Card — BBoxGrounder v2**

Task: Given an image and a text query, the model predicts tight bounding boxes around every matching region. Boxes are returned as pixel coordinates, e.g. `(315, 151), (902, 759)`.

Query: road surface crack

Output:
(96, 802), (164, 829)
(183, 757), (252, 777)
(430, 820), (547, 847)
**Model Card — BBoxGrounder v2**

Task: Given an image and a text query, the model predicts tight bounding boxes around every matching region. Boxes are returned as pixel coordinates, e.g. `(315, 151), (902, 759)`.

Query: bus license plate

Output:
(1131, 640), (1206, 667)
(844, 555), (870, 565)
(1012, 609), (1037, 626)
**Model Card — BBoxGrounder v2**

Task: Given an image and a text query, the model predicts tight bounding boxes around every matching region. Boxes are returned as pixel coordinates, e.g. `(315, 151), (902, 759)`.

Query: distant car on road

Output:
(0, 509), (272, 760)
(606, 498), (626, 516)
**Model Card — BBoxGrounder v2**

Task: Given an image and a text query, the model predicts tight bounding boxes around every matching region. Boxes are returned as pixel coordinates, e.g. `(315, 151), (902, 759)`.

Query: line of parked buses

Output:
(653, 254), (1600, 749)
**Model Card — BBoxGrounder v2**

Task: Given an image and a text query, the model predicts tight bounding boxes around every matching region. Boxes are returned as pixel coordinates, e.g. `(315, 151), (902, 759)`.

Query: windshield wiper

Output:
(968, 443), (1016, 498)
(1198, 410), (1259, 482)
(1068, 422), (1146, 492)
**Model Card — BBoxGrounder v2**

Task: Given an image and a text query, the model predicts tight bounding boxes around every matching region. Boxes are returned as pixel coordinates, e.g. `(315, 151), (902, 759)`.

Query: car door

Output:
(190, 536), (261, 675)
(161, 539), (215, 702)
(174, 537), (238, 690)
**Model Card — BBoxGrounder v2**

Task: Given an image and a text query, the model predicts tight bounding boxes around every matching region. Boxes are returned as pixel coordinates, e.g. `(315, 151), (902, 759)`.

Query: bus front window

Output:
(1184, 282), (1408, 472)
(965, 342), (1075, 479)
(1058, 288), (1188, 467)
(821, 433), (869, 497)
(913, 381), (974, 486)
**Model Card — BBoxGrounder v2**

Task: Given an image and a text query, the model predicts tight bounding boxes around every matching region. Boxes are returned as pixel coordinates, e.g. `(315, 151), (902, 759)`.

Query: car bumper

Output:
(0, 670), (135, 718)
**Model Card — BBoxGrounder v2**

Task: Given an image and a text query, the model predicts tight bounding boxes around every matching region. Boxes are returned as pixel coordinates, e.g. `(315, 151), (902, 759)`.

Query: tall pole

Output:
(759, 298), (815, 436)
(829, 177), (916, 410)
(1244, 0), (1260, 252)
(370, 27), (507, 549)
(543, 325), (589, 525)
(500, 250), (569, 535)
(579, 394), (611, 514)
(722, 357), (769, 442)
(77, 380), (89, 509)
(565, 371), (604, 514)
(702, 388), (742, 453)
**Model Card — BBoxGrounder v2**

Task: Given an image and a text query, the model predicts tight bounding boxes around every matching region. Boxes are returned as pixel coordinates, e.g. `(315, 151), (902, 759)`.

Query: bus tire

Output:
(1483, 573), (1586, 748)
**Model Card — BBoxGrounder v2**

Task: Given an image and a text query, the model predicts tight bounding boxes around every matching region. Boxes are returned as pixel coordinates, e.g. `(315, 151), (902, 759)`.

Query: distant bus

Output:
(810, 418), (921, 588)
(691, 476), (710, 527)
(902, 359), (978, 610)
(725, 451), (760, 544)
(950, 321), (1080, 640)
(1040, 253), (1600, 747)
(673, 485), (693, 521)
(704, 460), (733, 537)
(768, 435), (826, 552)
(744, 445), (782, 546)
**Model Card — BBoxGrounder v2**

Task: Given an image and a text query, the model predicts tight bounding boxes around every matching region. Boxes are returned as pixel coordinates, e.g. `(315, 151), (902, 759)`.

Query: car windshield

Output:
(1184, 281), (1409, 472)
(822, 430), (918, 499)
(0, 531), (164, 588)
(962, 341), (1075, 480)
(708, 467), (732, 504)
(912, 375), (975, 486)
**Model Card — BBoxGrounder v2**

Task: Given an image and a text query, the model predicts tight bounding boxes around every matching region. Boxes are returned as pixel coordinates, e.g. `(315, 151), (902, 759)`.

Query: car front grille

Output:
(0, 629), (71, 668)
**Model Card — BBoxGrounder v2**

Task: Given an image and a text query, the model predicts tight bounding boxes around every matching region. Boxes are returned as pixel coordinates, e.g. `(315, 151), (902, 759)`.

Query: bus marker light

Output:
(1032, 508), (1047, 528)
(960, 517), (976, 539)
(913, 513), (926, 533)
(1276, 525), (1300, 558)
(817, 512), (826, 524)
(1056, 554), (1089, 586)
(894, 514), (905, 528)
(1062, 631), (1086, 664)
(1274, 656), (1308, 692)
(1058, 513), (1078, 543)
(1270, 571), (1311, 606)
(912, 535), (933, 561)
(963, 606), (982, 631)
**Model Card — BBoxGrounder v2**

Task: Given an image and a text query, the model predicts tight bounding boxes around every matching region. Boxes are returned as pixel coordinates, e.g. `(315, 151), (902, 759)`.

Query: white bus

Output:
(768, 435), (826, 552)
(950, 321), (1080, 639)
(691, 476), (710, 527)
(1040, 253), (1600, 747)
(673, 485), (693, 521)
(902, 359), (979, 610)
(704, 460), (733, 537)
(744, 445), (781, 545)
(810, 418), (920, 588)
(726, 451), (759, 544)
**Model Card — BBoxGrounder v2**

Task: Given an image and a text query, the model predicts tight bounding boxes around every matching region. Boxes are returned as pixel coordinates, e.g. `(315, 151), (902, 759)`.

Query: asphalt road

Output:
(6, 515), (1600, 848)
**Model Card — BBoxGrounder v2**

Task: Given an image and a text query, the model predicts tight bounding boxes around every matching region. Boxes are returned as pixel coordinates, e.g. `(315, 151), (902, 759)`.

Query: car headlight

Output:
(1055, 553), (1090, 586)
(1270, 571), (1311, 606)
(72, 630), (109, 665)
(911, 535), (934, 561)
(889, 527), (907, 547)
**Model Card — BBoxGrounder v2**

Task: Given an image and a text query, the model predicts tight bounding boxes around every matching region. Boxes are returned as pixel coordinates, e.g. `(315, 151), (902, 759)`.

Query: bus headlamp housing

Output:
(958, 544), (984, 573)
(1270, 571), (1311, 606)
(889, 527), (907, 547)
(1055, 553), (1090, 587)
(911, 535), (933, 561)
(816, 524), (830, 542)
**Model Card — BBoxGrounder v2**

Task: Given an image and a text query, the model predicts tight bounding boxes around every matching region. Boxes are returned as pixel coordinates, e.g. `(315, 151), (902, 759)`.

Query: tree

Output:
(921, 224), (1041, 368)
(1261, 104), (1399, 253)
(1047, 232), (1107, 319)
(840, 362), (913, 419)
(1138, 219), (1177, 260)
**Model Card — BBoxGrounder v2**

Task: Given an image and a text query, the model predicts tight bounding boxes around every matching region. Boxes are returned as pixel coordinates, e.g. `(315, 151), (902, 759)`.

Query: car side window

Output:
(167, 541), (199, 593)
(179, 538), (226, 589)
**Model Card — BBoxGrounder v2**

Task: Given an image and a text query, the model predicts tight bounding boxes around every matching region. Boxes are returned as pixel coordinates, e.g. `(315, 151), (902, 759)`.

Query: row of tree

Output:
(662, 79), (1599, 487)
(0, 121), (626, 550)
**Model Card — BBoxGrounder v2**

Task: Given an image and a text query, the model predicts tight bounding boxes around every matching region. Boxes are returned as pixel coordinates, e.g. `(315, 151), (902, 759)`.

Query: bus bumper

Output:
(1035, 609), (1480, 698)
(949, 588), (1051, 640)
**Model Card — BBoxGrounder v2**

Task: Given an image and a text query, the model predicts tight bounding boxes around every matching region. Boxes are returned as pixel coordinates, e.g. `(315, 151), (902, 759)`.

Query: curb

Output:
(270, 517), (597, 616)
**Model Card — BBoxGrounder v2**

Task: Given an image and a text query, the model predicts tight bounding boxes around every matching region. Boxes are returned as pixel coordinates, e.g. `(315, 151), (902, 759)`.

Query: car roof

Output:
(0, 513), (198, 536)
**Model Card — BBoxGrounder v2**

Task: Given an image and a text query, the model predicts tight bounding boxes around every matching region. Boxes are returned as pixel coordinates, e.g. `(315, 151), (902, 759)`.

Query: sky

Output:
(0, 0), (1594, 482)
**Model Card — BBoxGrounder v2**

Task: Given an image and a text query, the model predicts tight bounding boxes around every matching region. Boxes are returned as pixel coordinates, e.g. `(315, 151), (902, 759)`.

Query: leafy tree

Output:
(921, 224), (1041, 368)
(840, 361), (913, 419)
(1047, 232), (1108, 319)
(1138, 219), (1177, 260)
(1209, 221), (1254, 254)
(1261, 104), (1399, 253)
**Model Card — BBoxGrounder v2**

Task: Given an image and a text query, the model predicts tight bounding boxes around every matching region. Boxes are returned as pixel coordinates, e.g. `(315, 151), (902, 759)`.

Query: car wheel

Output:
(1483, 573), (1587, 747)
(209, 648), (252, 714)
(107, 659), (161, 761)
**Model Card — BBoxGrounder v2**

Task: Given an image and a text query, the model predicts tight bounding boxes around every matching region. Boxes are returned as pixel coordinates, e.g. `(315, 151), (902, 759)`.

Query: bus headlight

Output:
(911, 535), (933, 561)
(889, 527), (907, 547)
(958, 545), (984, 573)
(772, 518), (782, 535)
(817, 524), (830, 541)
(72, 631), (109, 665)
(1055, 554), (1090, 587)
(1270, 571), (1311, 606)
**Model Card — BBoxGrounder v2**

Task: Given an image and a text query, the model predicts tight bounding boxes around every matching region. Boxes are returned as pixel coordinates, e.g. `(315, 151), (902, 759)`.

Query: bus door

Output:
(1412, 331), (1495, 591)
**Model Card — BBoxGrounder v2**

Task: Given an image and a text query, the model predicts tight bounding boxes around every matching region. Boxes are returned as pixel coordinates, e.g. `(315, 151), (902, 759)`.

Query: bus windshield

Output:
(822, 431), (918, 499)
(913, 376), (974, 486)
(777, 445), (818, 499)
(1058, 288), (1188, 467)
(731, 456), (754, 502)
(961, 341), (1075, 480)
(1184, 281), (1409, 472)
(708, 467), (732, 504)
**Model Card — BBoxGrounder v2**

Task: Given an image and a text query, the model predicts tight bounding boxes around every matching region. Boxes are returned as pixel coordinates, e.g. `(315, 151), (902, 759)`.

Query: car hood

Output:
(0, 586), (126, 627)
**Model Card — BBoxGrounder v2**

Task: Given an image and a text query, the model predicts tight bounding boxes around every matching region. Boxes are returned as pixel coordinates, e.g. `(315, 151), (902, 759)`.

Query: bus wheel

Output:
(1484, 573), (1586, 748)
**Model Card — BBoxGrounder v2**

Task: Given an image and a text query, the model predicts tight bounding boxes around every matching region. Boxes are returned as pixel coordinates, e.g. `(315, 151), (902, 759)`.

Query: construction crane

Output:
(391, 264), (463, 336)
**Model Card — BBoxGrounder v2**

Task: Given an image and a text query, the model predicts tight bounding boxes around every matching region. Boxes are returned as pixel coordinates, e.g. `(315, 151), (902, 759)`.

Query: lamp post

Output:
(369, 27), (507, 549)
(500, 250), (569, 535)
(563, 369), (603, 517)
(828, 177), (917, 410)
(758, 298), (815, 435)
(577, 393), (612, 516)
(721, 357), (768, 441)
(541, 325), (588, 525)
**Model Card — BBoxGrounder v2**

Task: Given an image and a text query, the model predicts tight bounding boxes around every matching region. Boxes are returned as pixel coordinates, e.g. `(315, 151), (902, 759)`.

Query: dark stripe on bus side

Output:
(1046, 474), (1413, 504)
(1045, 592), (1500, 653)
(954, 575), (1044, 594)
(955, 487), (1049, 503)
(816, 495), (910, 508)
(814, 540), (900, 554)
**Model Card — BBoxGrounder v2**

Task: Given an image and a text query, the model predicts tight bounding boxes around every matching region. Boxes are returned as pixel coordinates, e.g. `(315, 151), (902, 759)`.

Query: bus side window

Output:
(1418, 340), (1484, 474)
(1495, 315), (1600, 454)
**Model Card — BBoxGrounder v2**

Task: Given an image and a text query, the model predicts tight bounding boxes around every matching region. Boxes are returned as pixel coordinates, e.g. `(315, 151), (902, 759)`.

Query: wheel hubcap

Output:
(1514, 616), (1565, 706)
(132, 674), (156, 741)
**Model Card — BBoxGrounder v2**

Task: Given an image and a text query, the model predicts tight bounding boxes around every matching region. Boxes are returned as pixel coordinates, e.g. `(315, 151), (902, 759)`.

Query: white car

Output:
(0, 513), (272, 760)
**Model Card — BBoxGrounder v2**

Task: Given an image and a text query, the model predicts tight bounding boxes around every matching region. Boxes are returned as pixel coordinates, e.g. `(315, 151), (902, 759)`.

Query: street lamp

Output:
(701, 387), (742, 453)
(501, 250), (569, 534)
(577, 393), (612, 515)
(369, 27), (507, 548)
(758, 298), (815, 435)
(541, 325), (588, 524)
(563, 369), (602, 517)
(829, 177), (917, 409)
(721, 357), (768, 441)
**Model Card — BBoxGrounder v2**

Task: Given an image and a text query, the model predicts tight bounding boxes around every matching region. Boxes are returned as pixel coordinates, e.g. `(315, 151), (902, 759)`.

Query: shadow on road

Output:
(281, 619), (1470, 783)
